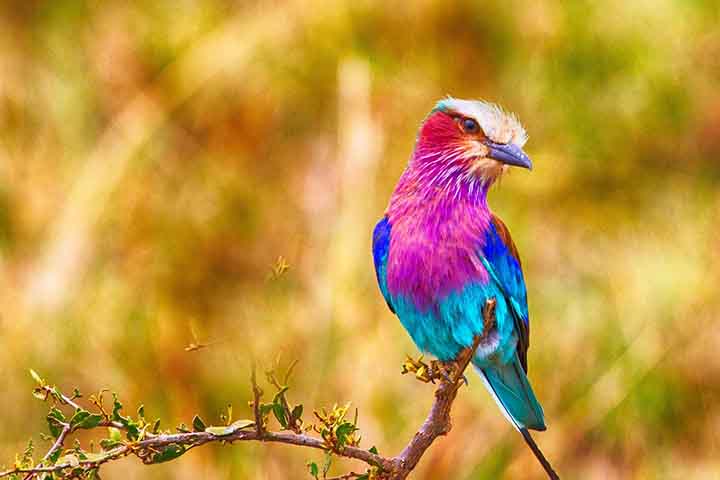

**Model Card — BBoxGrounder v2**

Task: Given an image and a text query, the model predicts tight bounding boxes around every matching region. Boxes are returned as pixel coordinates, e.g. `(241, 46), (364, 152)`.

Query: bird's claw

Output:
(402, 355), (468, 385)
(402, 355), (444, 383)
(436, 363), (455, 383)
(440, 364), (470, 386)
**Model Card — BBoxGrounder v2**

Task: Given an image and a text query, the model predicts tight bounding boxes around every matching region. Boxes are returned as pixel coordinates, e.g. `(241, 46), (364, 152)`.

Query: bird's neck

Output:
(384, 160), (494, 312)
(386, 156), (492, 224)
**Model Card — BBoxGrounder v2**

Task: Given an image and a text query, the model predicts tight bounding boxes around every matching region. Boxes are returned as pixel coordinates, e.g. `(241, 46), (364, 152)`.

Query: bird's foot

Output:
(436, 359), (471, 386)
(401, 355), (466, 385)
(435, 361), (459, 384)
(401, 355), (445, 383)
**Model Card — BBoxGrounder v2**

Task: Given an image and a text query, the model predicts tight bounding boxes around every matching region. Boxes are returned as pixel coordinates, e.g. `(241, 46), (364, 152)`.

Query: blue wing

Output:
(372, 216), (394, 313)
(372, 213), (544, 430)
(478, 215), (545, 431)
(480, 214), (530, 371)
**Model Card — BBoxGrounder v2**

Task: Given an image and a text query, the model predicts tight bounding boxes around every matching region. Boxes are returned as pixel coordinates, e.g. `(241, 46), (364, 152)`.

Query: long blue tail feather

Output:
(478, 355), (546, 431)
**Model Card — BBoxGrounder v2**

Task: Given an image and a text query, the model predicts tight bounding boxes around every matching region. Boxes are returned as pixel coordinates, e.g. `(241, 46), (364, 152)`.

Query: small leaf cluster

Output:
(8, 440), (35, 479)
(312, 403), (360, 452)
(5, 361), (386, 480)
(251, 359), (305, 433)
(11, 370), (184, 478)
(307, 455), (378, 480)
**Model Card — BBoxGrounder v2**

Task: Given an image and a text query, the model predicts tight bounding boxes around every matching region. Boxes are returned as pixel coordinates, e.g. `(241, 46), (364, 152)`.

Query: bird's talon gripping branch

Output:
(401, 355), (452, 384)
(434, 361), (458, 385)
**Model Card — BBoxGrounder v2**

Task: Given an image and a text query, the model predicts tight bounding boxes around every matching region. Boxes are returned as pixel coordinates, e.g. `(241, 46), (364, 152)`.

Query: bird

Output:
(372, 97), (558, 478)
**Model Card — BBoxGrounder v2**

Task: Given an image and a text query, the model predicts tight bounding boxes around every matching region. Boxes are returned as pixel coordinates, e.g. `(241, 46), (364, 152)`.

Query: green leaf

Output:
(229, 419), (255, 430)
(272, 403), (288, 428)
(100, 438), (122, 450)
(85, 468), (101, 480)
(291, 404), (303, 421)
(47, 408), (66, 438)
(70, 410), (104, 430)
(109, 394), (141, 440)
(307, 461), (319, 479)
(69, 410), (89, 426)
(192, 415), (206, 432)
(137, 404), (145, 420)
(20, 439), (33, 466)
(108, 427), (122, 442)
(125, 421), (141, 441)
(205, 419), (255, 436)
(335, 422), (357, 447)
(100, 427), (123, 450)
(356, 474), (370, 480)
(205, 426), (232, 436)
(152, 419), (161, 433)
(273, 386), (289, 402)
(259, 403), (274, 417)
(111, 394), (124, 422)
(48, 447), (62, 463)
(151, 444), (186, 463)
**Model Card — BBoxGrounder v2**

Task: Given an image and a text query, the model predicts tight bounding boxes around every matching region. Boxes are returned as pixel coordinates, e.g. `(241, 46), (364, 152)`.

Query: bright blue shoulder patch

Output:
(372, 217), (394, 313)
(480, 222), (528, 323)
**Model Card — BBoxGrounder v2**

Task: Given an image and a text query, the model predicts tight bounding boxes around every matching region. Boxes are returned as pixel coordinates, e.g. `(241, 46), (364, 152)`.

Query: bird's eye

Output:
(461, 118), (480, 134)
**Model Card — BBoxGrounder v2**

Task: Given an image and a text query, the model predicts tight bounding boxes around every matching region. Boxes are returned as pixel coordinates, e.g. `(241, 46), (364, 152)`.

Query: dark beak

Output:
(485, 141), (533, 170)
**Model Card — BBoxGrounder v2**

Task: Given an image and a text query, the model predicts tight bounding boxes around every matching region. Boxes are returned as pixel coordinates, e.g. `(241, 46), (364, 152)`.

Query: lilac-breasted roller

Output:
(373, 98), (557, 477)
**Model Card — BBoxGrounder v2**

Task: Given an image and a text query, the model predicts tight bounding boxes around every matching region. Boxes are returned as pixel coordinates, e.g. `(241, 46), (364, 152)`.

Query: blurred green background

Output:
(1, 0), (719, 478)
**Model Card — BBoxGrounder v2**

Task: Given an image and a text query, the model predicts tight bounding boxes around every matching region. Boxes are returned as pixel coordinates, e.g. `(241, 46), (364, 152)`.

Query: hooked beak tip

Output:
(486, 141), (533, 170)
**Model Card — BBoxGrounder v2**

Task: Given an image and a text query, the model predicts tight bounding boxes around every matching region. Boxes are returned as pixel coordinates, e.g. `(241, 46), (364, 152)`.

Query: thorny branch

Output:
(1, 299), (554, 480)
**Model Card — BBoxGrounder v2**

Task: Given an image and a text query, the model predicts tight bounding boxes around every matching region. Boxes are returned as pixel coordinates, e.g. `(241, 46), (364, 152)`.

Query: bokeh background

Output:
(1, 1), (719, 478)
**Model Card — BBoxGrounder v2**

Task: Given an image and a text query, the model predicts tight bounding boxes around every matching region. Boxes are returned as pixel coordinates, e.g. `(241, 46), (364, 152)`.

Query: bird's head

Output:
(412, 97), (532, 189)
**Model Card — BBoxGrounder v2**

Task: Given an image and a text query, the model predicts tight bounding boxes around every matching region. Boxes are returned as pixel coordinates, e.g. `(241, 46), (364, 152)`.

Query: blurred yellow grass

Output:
(0, 1), (719, 478)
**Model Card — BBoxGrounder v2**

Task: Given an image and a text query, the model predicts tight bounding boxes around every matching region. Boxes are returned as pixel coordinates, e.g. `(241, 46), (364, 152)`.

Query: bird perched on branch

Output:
(373, 98), (557, 477)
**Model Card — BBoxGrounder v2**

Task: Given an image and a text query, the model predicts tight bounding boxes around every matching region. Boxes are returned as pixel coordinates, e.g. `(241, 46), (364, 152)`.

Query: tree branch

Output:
(3, 299), (556, 480)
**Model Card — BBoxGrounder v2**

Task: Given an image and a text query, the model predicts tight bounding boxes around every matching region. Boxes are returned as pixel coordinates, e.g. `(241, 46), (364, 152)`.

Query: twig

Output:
(20, 385), (151, 479)
(23, 423), (71, 480)
(251, 361), (265, 436)
(4, 299), (553, 480)
(326, 472), (366, 480)
(0, 428), (393, 479)
(41, 425), (70, 464)
(44, 385), (130, 433)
